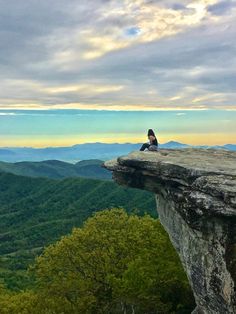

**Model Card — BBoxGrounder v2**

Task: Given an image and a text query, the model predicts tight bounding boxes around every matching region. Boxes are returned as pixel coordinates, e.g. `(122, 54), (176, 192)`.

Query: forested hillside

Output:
(0, 209), (195, 313)
(0, 159), (111, 180)
(0, 171), (156, 290)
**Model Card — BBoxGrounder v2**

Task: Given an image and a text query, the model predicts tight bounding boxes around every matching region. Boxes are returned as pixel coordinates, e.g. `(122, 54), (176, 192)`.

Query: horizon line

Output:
(1, 141), (235, 150)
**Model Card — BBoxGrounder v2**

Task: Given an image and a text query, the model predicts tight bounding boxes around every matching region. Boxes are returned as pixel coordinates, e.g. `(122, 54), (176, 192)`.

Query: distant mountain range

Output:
(0, 141), (235, 162)
(0, 159), (111, 180)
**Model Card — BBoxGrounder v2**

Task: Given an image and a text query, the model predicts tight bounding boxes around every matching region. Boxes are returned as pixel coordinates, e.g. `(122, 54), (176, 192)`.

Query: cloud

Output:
(207, 0), (236, 15)
(0, 0), (235, 110)
(0, 112), (17, 116)
(43, 84), (124, 94)
(176, 112), (186, 116)
(66, 0), (218, 60)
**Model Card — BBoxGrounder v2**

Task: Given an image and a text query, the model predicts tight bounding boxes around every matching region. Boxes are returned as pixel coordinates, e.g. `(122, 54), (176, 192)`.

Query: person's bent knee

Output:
(140, 143), (150, 151)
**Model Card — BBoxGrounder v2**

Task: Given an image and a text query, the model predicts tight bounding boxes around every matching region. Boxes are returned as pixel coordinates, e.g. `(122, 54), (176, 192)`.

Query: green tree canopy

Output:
(0, 209), (195, 313)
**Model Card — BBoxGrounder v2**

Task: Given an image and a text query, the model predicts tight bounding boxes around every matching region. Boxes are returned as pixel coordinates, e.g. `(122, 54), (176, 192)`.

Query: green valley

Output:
(0, 171), (156, 290)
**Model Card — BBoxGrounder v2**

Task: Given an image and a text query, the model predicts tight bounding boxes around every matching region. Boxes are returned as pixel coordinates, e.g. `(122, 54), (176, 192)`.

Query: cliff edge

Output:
(104, 149), (236, 314)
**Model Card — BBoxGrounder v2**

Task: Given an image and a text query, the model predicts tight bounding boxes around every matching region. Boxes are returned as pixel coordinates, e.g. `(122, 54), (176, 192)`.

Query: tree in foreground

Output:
(0, 209), (195, 313)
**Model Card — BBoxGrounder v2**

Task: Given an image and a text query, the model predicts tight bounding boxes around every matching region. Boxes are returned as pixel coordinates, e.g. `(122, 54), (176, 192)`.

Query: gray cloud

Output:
(207, 1), (236, 16)
(0, 0), (235, 110)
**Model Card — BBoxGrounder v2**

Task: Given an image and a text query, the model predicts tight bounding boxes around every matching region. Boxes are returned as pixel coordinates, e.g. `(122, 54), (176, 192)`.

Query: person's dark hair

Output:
(147, 129), (155, 137)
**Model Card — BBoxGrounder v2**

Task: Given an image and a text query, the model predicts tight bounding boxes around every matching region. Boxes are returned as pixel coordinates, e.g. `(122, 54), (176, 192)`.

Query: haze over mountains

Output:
(0, 141), (235, 163)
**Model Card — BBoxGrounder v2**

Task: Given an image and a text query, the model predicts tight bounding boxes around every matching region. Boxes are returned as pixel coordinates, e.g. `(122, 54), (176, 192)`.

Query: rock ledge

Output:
(104, 149), (236, 314)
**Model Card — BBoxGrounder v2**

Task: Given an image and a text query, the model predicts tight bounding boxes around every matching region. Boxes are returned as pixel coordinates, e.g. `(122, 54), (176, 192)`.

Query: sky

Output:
(0, 0), (236, 146)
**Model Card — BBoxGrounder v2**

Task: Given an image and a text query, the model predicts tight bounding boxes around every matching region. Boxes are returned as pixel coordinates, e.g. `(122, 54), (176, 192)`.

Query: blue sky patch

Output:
(125, 27), (141, 37)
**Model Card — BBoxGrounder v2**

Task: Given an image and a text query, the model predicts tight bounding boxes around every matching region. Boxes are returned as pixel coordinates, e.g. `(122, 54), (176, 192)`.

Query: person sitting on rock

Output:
(140, 129), (158, 151)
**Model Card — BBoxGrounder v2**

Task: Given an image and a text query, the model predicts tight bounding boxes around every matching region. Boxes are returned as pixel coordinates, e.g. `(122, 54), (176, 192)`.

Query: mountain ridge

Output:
(0, 159), (111, 180)
(0, 141), (235, 162)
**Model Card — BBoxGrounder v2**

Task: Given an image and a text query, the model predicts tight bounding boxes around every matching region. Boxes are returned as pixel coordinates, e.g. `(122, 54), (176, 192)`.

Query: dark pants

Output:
(140, 143), (158, 151)
(140, 143), (150, 151)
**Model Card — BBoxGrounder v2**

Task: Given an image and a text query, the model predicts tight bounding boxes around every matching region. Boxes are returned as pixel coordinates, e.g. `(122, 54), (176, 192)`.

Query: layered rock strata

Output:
(104, 149), (236, 314)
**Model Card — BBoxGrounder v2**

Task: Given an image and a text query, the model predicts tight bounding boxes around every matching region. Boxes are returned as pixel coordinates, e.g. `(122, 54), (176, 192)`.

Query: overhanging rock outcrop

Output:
(104, 149), (236, 314)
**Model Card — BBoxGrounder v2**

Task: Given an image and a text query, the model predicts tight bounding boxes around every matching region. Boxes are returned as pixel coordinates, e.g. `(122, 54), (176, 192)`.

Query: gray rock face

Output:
(104, 149), (236, 314)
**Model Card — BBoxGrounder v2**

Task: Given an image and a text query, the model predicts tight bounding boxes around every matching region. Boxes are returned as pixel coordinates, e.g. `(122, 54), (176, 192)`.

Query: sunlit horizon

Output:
(1, 108), (235, 148)
(1, 133), (236, 148)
